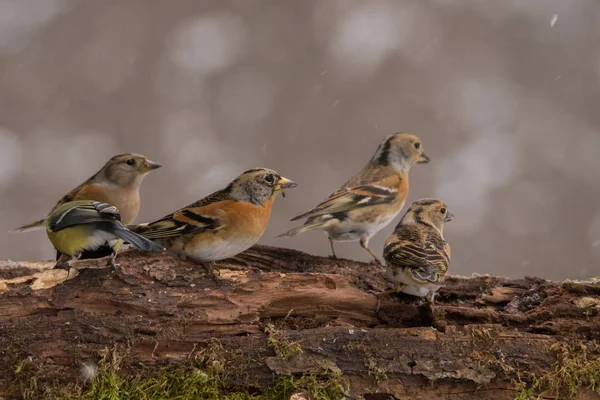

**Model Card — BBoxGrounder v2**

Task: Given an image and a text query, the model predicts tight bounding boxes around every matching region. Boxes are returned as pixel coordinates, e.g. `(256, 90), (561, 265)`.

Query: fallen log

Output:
(0, 246), (599, 399)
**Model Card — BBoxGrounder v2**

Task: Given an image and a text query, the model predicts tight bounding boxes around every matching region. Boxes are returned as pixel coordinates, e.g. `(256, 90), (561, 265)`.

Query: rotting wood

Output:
(1, 245), (599, 399)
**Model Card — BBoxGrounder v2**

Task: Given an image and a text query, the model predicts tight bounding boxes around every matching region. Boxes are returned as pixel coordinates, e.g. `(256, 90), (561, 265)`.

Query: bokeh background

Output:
(1, 0), (599, 280)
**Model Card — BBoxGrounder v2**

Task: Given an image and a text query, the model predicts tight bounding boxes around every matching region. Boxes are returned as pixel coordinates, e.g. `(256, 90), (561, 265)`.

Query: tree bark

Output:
(1, 245), (599, 399)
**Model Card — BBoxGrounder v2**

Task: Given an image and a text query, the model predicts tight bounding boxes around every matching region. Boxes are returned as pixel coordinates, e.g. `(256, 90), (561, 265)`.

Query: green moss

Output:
(264, 323), (303, 361)
(11, 343), (347, 400)
(59, 368), (346, 400)
(526, 342), (600, 399)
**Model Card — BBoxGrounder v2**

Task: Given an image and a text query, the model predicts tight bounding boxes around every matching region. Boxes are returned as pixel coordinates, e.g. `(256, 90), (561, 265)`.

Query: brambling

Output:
(382, 198), (453, 306)
(129, 168), (296, 268)
(46, 200), (163, 275)
(15, 153), (162, 232)
(277, 132), (430, 264)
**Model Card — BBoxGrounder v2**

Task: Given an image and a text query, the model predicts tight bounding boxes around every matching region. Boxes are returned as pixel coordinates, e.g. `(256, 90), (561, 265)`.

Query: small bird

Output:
(382, 198), (453, 306)
(277, 132), (430, 264)
(15, 153), (162, 232)
(46, 200), (164, 275)
(129, 168), (296, 269)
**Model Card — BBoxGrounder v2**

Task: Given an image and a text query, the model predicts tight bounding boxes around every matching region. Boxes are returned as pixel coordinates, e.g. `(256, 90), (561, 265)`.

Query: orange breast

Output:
(75, 184), (140, 224)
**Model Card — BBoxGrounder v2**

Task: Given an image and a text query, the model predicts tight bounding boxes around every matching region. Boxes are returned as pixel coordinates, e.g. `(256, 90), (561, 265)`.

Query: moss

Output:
(467, 327), (600, 399)
(525, 342), (600, 399)
(264, 323), (303, 361)
(60, 367), (346, 400)
(11, 342), (347, 400)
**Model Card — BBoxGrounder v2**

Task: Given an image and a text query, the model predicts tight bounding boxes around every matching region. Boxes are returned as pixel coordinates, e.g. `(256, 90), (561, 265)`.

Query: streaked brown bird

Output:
(382, 198), (453, 306)
(129, 168), (296, 270)
(277, 132), (430, 264)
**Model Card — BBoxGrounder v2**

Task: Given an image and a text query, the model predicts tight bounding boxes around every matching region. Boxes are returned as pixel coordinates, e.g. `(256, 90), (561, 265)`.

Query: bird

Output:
(14, 153), (162, 232)
(46, 200), (164, 276)
(382, 198), (453, 307)
(129, 168), (296, 272)
(14, 153), (161, 261)
(277, 132), (430, 265)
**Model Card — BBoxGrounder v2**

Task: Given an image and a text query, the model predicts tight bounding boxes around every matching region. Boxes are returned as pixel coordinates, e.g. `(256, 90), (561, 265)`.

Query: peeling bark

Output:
(1, 246), (599, 399)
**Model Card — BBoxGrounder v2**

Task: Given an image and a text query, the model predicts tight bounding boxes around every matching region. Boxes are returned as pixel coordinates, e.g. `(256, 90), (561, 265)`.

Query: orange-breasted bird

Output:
(14, 153), (161, 261)
(277, 133), (430, 264)
(15, 153), (161, 231)
(129, 168), (296, 268)
(383, 198), (453, 306)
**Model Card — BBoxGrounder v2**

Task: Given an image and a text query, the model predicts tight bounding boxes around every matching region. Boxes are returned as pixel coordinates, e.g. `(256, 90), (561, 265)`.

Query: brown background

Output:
(0, 0), (599, 280)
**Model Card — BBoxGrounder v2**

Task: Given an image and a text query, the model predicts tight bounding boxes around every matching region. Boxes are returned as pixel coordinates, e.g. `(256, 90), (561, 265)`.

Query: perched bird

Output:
(382, 198), (453, 306)
(277, 132), (430, 264)
(15, 153), (162, 232)
(46, 200), (164, 275)
(129, 168), (296, 269)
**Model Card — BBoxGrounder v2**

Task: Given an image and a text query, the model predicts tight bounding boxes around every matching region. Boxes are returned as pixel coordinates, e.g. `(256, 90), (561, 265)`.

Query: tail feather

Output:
(276, 220), (324, 238)
(11, 219), (46, 233)
(109, 227), (164, 252)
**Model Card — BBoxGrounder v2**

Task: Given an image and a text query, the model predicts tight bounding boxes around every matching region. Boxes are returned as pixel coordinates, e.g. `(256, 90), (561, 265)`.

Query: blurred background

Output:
(0, 0), (599, 280)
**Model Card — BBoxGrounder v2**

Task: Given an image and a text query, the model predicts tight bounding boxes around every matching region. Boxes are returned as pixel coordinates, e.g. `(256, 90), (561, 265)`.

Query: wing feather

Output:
(384, 228), (450, 284)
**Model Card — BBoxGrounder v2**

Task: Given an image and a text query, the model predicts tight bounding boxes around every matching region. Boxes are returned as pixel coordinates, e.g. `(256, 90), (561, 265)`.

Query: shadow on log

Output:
(1, 245), (599, 399)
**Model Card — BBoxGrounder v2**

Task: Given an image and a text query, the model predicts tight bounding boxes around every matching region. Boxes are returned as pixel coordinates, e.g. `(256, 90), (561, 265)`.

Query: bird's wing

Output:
(290, 184), (397, 221)
(48, 201), (121, 232)
(133, 190), (231, 239)
(384, 229), (450, 284)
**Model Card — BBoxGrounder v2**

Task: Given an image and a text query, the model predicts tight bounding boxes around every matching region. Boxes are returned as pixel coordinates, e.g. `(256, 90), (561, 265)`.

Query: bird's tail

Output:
(109, 227), (164, 252)
(276, 220), (324, 238)
(11, 219), (46, 233)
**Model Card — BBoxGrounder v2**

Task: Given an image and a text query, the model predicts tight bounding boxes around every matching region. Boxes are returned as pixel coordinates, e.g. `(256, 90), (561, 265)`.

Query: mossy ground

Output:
(469, 327), (600, 399)
(12, 344), (347, 400)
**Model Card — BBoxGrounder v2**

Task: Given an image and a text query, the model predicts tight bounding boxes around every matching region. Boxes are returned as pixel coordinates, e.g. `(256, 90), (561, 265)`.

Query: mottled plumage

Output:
(130, 168), (296, 266)
(383, 198), (453, 305)
(278, 133), (430, 264)
(46, 200), (163, 275)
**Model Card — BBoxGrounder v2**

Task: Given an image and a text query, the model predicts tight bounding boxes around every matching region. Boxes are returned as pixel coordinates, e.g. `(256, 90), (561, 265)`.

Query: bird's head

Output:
(227, 168), (297, 205)
(371, 132), (430, 172)
(399, 198), (453, 234)
(102, 153), (162, 187)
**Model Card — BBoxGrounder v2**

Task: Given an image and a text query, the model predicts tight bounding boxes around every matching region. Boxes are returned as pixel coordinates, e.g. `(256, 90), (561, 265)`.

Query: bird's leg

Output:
(54, 253), (73, 277)
(106, 250), (118, 272)
(426, 291), (436, 312)
(360, 237), (383, 265)
(205, 261), (221, 278)
(328, 237), (338, 259)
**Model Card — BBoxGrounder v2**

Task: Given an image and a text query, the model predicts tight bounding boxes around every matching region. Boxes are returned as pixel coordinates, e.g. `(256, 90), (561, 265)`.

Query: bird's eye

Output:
(414, 142), (421, 149)
(126, 159), (136, 166)
(440, 208), (446, 214)
(265, 174), (274, 183)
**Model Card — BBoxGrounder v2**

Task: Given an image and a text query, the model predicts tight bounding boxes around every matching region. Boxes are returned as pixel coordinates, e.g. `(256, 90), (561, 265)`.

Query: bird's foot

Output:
(53, 260), (72, 278)
(370, 257), (384, 266)
(106, 253), (119, 272)
(204, 262), (222, 282)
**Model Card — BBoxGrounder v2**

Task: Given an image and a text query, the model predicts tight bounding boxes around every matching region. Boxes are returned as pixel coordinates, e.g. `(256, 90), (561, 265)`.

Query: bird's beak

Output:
(417, 152), (431, 164)
(142, 160), (162, 172)
(444, 212), (454, 222)
(275, 176), (297, 198)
